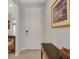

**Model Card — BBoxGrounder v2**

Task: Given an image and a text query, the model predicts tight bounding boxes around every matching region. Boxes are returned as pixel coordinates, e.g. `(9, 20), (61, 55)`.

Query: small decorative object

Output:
(51, 0), (70, 28)
(8, 20), (10, 29)
(8, 15), (11, 29)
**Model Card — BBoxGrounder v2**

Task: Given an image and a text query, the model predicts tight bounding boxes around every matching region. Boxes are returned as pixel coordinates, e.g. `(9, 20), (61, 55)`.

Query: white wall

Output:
(19, 5), (44, 50)
(15, 5), (21, 55)
(44, 0), (70, 49)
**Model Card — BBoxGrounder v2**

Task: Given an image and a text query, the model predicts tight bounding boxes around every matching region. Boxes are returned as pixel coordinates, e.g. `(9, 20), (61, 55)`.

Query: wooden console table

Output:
(41, 43), (70, 59)
(41, 43), (60, 59)
(8, 36), (15, 53)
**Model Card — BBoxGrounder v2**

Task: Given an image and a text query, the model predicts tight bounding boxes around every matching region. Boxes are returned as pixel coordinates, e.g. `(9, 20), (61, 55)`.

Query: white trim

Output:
(20, 47), (27, 51)
(15, 49), (21, 56)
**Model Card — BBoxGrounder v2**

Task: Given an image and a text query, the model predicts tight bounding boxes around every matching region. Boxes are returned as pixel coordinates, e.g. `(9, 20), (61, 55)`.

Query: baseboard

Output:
(15, 50), (21, 56)
(27, 49), (41, 50)
(21, 48), (41, 52)
(20, 48), (27, 52)
(26, 49), (41, 51)
(20, 47), (41, 51)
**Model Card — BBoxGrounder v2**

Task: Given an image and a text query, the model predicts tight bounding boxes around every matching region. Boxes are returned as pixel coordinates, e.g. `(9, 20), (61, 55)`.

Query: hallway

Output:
(8, 0), (70, 59)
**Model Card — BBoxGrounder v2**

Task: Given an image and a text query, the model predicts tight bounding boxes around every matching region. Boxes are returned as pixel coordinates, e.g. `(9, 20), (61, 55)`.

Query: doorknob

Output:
(26, 30), (28, 33)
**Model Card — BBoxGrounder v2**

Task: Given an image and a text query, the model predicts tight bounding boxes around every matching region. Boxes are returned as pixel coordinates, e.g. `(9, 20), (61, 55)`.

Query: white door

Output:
(22, 7), (43, 50)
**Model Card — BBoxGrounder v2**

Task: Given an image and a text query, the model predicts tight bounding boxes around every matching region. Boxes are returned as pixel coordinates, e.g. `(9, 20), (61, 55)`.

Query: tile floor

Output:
(8, 50), (41, 59)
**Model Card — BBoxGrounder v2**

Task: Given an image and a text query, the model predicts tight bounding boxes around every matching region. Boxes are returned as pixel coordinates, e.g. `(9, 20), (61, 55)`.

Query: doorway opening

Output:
(8, 14), (16, 53)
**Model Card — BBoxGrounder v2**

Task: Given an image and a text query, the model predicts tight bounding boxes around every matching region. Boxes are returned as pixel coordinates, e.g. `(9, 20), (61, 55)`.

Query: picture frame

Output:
(51, 0), (70, 28)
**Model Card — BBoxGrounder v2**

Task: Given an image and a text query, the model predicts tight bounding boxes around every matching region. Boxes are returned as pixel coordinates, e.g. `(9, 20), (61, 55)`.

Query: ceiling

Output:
(8, 0), (46, 17)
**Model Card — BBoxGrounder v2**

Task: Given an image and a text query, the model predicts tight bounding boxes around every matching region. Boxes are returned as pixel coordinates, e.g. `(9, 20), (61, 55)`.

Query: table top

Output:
(42, 43), (60, 59)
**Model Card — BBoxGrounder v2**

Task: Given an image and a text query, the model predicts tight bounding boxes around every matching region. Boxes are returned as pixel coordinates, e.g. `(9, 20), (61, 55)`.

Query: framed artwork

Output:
(51, 0), (70, 28)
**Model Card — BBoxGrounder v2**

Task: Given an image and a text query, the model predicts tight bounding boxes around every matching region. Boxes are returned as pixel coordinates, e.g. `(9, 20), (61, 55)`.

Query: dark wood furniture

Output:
(8, 36), (15, 53)
(41, 43), (70, 59)
(41, 43), (60, 59)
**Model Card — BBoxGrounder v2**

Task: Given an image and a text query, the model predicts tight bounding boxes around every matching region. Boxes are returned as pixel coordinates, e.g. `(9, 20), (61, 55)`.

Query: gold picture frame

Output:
(51, 0), (70, 28)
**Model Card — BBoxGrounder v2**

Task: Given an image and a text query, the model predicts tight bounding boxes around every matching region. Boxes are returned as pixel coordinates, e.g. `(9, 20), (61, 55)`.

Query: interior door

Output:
(23, 7), (43, 49)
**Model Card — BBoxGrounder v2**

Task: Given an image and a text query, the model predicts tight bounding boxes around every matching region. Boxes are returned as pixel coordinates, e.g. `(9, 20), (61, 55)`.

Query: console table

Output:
(8, 36), (15, 53)
(41, 43), (60, 59)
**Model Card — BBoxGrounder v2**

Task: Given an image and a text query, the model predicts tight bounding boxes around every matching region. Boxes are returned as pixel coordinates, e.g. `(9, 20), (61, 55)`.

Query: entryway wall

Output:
(44, 0), (70, 49)
(18, 4), (45, 51)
